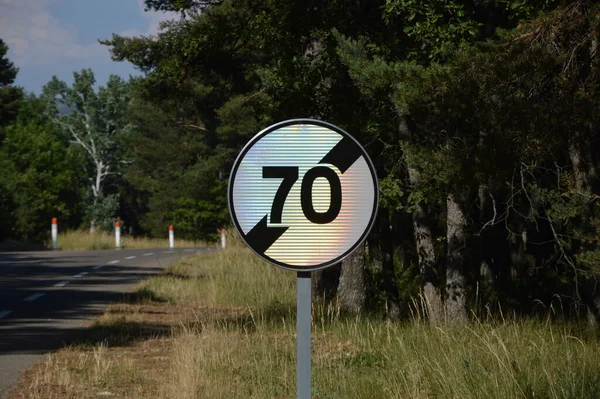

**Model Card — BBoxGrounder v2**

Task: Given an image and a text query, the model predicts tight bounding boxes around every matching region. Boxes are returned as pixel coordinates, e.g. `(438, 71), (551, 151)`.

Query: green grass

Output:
(13, 232), (600, 399)
(163, 319), (600, 399)
(139, 241), (295, 308)
(139, 238), (600, 399)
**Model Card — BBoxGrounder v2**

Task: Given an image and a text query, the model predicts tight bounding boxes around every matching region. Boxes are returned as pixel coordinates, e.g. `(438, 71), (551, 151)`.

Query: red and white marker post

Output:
(220, 228), (226, 249)
(169, 225), (174, 249)
(51, 218), (58, 250)
(115, 221), (121, 248)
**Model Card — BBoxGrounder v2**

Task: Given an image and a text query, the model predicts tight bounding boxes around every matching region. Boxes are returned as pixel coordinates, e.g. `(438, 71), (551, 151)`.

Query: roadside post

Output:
(169, 225), (174, 249)
(228, 119), (379, 399)
(115, 221), (121, 248)
(220, 229), (226, 249)
(51, 218), (58, 250)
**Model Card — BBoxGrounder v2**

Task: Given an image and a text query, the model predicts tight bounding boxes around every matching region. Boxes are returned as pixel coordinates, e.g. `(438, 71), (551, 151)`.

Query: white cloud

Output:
(135, 0), (178, 36)
(111, 1), (177, 43)
(0, 0), (108, 67)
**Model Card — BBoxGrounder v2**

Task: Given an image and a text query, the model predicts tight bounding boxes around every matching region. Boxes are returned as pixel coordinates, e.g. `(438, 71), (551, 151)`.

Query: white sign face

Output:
(228, 119), (379, 271)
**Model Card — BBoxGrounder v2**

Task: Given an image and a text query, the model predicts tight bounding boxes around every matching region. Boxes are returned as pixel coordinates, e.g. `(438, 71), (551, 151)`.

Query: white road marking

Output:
(74, 272), (88, 278)
(124, 256), (136, 260)
(184, 249), (195, 252)
(142, 253), (154, 256)
(108, 260), (119, 264)
(0, 311), (12, 319)
(24, 293), (46, 302)
(92, 265), (103, 270)
(54, 281), (69, 287)
(163, 251), (174, 253)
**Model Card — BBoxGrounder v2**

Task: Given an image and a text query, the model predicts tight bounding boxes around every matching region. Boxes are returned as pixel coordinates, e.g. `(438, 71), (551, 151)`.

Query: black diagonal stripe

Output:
(319, 136), (363, 174)
(244, 215), (288, 254)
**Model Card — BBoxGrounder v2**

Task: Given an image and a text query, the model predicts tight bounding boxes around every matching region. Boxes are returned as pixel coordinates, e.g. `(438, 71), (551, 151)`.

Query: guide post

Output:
(51, 218), (58, 250)
(115, 221), (121, 248)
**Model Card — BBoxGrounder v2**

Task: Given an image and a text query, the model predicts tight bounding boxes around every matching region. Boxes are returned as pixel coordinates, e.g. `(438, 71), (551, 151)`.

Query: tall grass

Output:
(140, 243), (295, 308)
(14, 231), (600, 398)
(52, 230), (206, 251)
(145, 234), (600, 398)
(163, 319), (600, 399)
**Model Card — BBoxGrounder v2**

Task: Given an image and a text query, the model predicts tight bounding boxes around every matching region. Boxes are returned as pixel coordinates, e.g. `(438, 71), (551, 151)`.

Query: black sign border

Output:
(228, 118), (380, 272)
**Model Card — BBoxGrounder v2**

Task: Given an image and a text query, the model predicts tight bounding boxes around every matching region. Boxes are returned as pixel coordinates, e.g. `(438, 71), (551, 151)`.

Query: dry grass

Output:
(52, 230), (205, 251)
(16, 339), (171, 399)
(11, 232), (600, 398)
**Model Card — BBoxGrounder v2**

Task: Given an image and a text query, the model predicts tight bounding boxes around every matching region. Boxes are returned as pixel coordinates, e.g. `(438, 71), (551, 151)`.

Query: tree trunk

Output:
(408, 165), (443, 323)
(587, 290), (600, 326)
(392, 210), (414, 271)
(367, 237), (382, 273)
(477, 183), (515, 312)
(397, 109), (443, 324)
(478, 183), (494, 307)
(569, 139), (598, 194)
(568, 135), (600, 326)
(446, 192), (469, 324)
(337, 243), (366, 315)
(379, 208), (400, 319)
(476, 123), (493, 310)
(313, 263), (341, 301)
(584, 273), (600, 326)
(89, 220), (96, 234)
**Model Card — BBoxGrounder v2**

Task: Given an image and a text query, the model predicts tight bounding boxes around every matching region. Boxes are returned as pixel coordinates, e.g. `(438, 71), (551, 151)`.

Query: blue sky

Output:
(0, 0), (176, 94)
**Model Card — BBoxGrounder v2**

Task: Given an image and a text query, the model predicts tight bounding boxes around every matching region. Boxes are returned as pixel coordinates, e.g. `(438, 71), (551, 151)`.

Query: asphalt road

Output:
(0, 247), (212, 397)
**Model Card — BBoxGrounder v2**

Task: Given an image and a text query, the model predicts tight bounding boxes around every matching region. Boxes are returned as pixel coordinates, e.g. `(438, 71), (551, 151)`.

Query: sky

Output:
(0, 0), (176, 94)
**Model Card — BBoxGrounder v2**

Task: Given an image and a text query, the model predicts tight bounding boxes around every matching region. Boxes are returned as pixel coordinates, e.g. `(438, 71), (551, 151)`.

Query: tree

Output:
(338, 243), (367, 315)
(42, 70), (130, 232)
(104, 0), (401, 311)
(0, 39), (22, 129)
(338, 1), (600, 325)
(0, 38), (23, 242)
(0, 96), (84, 242)
(102, 0), (600, 325)
(335, 0), (558, 323)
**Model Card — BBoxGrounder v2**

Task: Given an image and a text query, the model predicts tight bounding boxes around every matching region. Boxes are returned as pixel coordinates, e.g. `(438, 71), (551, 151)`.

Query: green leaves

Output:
(0, 39), (23, 128)
(40, 70), (132, 230)
(379, 175), (406, 211)
(85, 194), (120, 232)
(383, 0), (482, 62)
(0, 39), (18, 87)
(0, 96), (84, 242)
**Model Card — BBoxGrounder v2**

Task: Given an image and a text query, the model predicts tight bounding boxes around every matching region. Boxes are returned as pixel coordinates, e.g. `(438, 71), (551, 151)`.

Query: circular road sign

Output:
(228, 119), (379, 271)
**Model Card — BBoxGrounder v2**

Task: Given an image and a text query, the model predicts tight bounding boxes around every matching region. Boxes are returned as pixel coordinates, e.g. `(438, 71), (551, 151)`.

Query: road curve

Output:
(0, 247), (212, 397)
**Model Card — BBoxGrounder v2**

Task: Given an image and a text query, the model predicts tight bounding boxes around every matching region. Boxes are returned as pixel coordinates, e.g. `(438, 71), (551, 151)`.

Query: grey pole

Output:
(297, 271), (312, 399)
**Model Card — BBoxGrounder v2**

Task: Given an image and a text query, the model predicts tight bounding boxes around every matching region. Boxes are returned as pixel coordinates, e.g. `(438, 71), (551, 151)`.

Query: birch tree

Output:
(42, 69), (130, 232)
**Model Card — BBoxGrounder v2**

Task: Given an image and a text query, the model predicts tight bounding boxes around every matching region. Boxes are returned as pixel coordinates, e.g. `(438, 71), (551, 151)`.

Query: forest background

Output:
(1, 0), (600, 325)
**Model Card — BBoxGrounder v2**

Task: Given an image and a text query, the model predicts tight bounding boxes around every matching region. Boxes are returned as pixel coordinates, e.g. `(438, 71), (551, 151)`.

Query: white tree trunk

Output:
(446, 192), (469, 324)
(337, 243), (366, 315)
(398, 106), (444, 324)
(407, 163), (443, 324)
(569, 136), (600, 326)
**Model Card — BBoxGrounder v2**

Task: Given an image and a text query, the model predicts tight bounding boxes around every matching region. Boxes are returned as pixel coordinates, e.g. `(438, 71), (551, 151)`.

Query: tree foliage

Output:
(0, 96), (84, 243)
(41, 70), (131, 231)
(0, 39), (22, 130)
(97, 0), (600, 321)
(3, 1), (600, 323)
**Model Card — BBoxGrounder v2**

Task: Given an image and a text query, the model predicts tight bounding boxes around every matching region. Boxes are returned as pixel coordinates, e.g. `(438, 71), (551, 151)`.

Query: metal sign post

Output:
(297, 271), (312, 399)
(228, 119), (379, 399)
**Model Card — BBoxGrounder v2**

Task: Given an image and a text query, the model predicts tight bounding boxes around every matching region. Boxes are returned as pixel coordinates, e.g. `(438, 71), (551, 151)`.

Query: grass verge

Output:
(10, 236), (600, 398)
(53, 230), (205, 251)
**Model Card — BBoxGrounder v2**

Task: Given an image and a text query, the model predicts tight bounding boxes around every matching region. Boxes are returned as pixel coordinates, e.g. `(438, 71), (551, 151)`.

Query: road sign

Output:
(228, 119), (379, 271)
